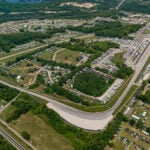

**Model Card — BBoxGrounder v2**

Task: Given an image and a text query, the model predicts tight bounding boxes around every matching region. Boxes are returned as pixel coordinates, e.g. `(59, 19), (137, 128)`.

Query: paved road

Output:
(0, 44), (48, 61)
(0, 127), (25, 150)
(0, 119), (36, 150)
(0, 44), (149, 130)
(0, 94), (20, 113)
(116, 0), (126, 10)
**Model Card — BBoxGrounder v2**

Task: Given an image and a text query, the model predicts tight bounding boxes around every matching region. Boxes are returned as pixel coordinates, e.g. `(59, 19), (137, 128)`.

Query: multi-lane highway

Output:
(0, 127), (24, 150)
(0, 43), (149, 130)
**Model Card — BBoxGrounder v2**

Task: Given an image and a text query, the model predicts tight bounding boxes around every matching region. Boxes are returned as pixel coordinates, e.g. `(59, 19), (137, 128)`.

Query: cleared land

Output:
(55, 49), (81, 65)
(11, 112), (73, 150)
(38, 50), (55, 61)
(0, 106), (73, 150)
(112, 52), (125, 64)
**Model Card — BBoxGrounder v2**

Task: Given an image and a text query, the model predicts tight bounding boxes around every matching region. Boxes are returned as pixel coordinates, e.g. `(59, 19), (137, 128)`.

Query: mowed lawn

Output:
(55, 49), (81, 65)
(0, 107), (73, 150)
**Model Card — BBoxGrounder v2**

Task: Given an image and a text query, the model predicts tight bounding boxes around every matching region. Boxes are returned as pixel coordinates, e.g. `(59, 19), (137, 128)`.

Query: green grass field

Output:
(10, 112), (74, 150)
(112, 52), (125, 64)
(55, 49), (81, 65)
(38, 50), (55, 61)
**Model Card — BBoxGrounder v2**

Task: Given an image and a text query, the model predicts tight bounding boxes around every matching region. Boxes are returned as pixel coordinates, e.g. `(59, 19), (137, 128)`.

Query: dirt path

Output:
(52, 48), (65, 61)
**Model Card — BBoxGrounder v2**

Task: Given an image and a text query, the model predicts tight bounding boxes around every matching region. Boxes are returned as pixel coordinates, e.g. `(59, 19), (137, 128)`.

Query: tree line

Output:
(68, 21), (143, 38)
(0, 135), (16, 150)
(0, 83), (19, 102)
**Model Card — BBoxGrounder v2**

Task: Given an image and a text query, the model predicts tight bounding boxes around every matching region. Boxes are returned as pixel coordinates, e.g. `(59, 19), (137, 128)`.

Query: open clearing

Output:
(55, 49), (81, 65)
(0, 106), (73, 150)
(38, 50), (55, 61)
(112, 52), (125, 64)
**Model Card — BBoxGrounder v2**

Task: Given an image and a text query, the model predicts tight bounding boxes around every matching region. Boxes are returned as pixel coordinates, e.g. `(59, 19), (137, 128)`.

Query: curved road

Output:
(0, 44), (149, 130)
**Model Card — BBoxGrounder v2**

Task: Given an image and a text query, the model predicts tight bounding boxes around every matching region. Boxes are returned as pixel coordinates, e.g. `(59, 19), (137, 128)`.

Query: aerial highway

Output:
(0, 127), (25, 150)
(0, 44), (149, 130)
(0, 44), (48, 61)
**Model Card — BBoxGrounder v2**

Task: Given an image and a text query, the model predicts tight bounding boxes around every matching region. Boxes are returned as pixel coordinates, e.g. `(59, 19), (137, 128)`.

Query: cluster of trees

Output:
(0, 68), (17, 79)
(120, 0), (150, 14)
(57, 38), (119, 54)
(129, 119), (144, 130)
(0, 9), (121, 24)
(0, 83), (18, 102)
(57, 66), (83, 86)
(0, 32), (49, 52)
(129, 118), (150, 134)
(30, 74), (45, 89)
(136, 90), (150, 104)
(6, 94), (39, 122)
(114, 62), (133, 79)
(45, 84), (89, 105)
(35, 57), (76, 70)
(6, 43), (55, 65)
(21, 131), (30, 141)
(73, 72), (114, 96)
(68, 21), (142, 38)
(135, 79), (150, 104)
(0, 135), (16, 150)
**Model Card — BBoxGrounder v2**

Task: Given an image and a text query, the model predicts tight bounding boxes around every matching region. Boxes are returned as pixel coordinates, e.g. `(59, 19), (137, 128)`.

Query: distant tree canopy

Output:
(120, 0), (150, 14)
(57, 38), (119, 54)
(136, 90), (150, 104)
(0, 0), (123, 23)
(68, 21), (143, 38)
(0, 32), (49, 52)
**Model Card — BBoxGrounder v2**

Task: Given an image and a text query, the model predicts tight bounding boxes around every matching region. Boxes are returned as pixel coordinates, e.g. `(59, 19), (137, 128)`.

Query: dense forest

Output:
(0, 83), (19, 102)
(0, 28), (65, 52)
(114, 62), (133, 79)
(68, 21), (143, 38)
(0, 0), (122, 23)
(73, 72), (114, 96)
(0, 32), (49, 52)
(120, 0), (150, 14)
